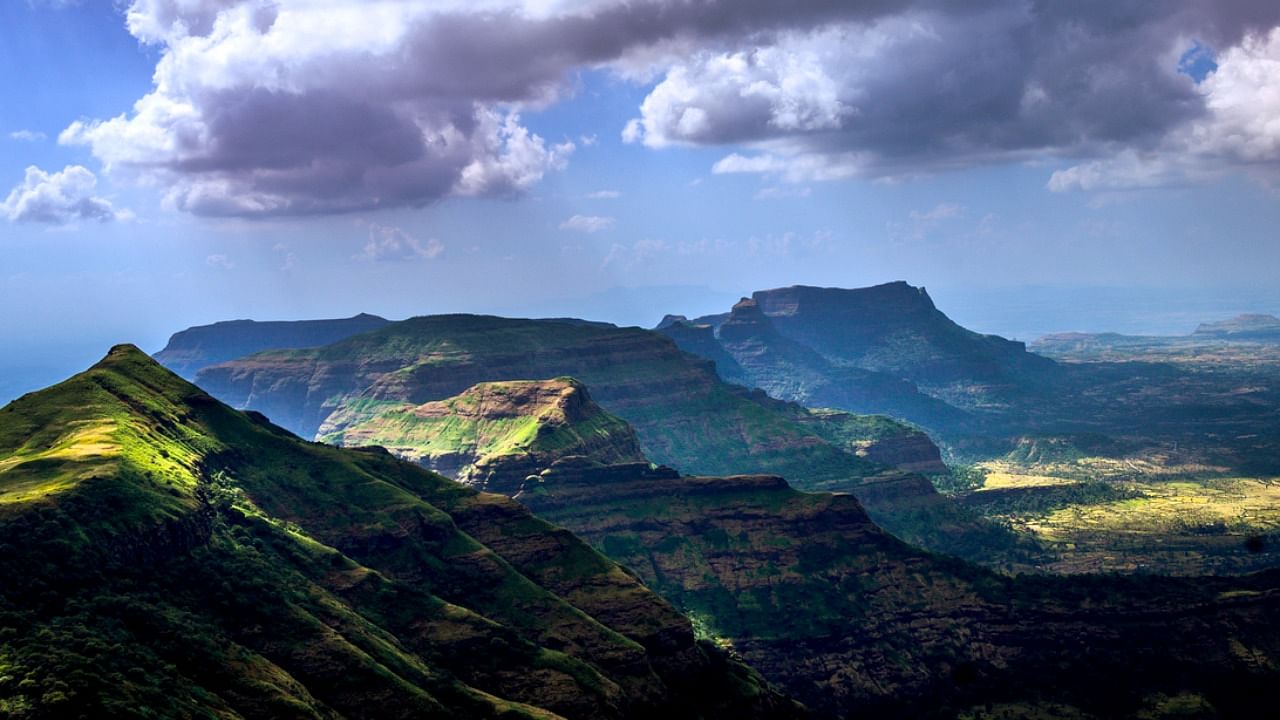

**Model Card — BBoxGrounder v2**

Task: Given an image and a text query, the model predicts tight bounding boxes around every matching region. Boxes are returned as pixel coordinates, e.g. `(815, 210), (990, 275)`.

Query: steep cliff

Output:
(0, 347), (800, 719)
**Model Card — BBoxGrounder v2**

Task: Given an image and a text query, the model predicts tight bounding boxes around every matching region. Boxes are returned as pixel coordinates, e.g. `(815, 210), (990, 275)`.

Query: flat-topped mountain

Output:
(1194, 313), (1280, 340)
(665, 297), (968, 429)
(154, 312), (390, 378)
(663, 282), (1060, 431)
(0, 347), (797, 719)
(326, 378), (647, 495)
(189, 314), (1012, 561)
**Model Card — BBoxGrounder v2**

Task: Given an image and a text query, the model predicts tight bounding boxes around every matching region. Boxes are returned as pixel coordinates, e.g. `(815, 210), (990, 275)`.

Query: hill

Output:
(154, 313), (390, 378)
(1194, 314), (1280, 341)
(666, 282), (1060, 429)
(0, 346), (798, 719)
(324, 378), (647, 495)
(518, 456), (1280, 719)
(190, 314), (1015, 562)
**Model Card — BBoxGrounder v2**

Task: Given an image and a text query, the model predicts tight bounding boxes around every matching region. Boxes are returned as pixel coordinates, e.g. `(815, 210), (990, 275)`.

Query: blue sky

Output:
(3, 1), (1280, 400)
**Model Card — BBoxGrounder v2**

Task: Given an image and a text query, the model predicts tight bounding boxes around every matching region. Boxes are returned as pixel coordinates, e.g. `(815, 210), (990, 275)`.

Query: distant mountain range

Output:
(7, 349), (1280, 718)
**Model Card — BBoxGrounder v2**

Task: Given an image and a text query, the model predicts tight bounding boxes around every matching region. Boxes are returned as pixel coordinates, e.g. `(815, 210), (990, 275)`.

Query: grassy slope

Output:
(0, 346), (796, 720)
(320, 378), (645, 473)
(196, 315), (1023, 563)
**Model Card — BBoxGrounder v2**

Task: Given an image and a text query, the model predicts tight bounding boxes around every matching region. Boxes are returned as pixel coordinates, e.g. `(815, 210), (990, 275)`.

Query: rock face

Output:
(192, 315), (1015, 562)
(518, 457), (1280, 719)
(665, 282), (1061, 432)
(154, 312), (389, 378)
(327, 378), (647, 495)
(1194, 313), (1280, 341)
(0, 347), (800, 720)
(666, 297), (967, 429)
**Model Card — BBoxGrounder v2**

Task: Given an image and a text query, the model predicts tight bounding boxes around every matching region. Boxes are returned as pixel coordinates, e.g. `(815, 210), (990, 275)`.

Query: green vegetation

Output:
(521, 459), (1280, 719)
(0, 346), (798, 719)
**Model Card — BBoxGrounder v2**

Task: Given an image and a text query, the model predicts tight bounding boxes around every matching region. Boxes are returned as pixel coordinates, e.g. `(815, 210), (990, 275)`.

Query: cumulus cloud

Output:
(8, 130), (47, 142)
(626, 2), (1280, 186)
(2, 165), (128, 224)
(559, 214), (616, 233)
(356, 223), (445, 262)
(1051, 27), (1280, 191)
(55, 0), (1280, 216)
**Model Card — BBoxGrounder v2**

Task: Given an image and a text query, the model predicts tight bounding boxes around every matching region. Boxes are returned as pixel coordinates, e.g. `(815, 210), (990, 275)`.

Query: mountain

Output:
(323, 378), (647, 495)
(667, 282), (1061, 428)
(662, 297), (969, 429)
(749, 282), (1058, 387)
(0, 346), (799, 719)
(154, 313), (390, 378)
(1193, 314), (1280, 341)
(518, 457), (1280, 719)
(189, 314), (1016, 561)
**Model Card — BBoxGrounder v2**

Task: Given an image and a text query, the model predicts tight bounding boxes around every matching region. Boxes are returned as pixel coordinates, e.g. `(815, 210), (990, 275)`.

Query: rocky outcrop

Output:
(328, 378), (647, 495)
(154, 312), (389, 378)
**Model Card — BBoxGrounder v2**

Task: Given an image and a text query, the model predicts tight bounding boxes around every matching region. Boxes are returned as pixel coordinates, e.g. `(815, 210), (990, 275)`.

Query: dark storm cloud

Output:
(62, 0), (1280, 217)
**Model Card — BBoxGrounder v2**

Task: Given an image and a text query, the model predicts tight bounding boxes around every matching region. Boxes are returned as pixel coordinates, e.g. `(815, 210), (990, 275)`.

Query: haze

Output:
(3, 0), (1280, 401)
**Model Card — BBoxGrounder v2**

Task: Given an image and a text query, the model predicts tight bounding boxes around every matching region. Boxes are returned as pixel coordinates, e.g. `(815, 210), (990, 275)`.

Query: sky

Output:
(2, 0), (1280, 401)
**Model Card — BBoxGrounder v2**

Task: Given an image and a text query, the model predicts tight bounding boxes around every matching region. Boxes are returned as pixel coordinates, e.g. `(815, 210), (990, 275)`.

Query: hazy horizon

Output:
(4, 1), (1280, 400)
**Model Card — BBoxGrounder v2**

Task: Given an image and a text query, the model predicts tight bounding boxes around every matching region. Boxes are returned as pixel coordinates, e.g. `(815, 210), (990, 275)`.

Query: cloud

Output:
(1050, 27), (1280, 191)
(8, 130), (46, 142)
(754, 186), (812, 200)
(356, 223), (445, 262)
(559, 214), (616, 233)
(205, 253), (234, 269)
(887, 202), (967, 243)
(586, 189), (621, 199)
(627, 3), (1280, 185)
(2, 165), (128, 224)
(54, 0), (1280, 217)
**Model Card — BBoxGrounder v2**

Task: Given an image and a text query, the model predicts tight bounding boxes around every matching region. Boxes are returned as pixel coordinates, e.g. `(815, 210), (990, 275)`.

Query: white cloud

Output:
(887, 203), (967, 243)
(586, 189), (621, 199)
(60, 1), (579, 217)
(8, 130), (46, 142)
(205, 253), (234, 269)
(755, 186), (812, 200)
(1, 165), (128, 224)
(1051, 27), (1280, 192)
(356, 223), (444, 262)
(559, 214), (616, 233)
(623, 39), (849, 149)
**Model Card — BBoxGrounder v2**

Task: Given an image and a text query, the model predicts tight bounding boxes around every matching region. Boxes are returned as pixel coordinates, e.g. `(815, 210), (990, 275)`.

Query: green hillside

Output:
(0, 346), (798, 720)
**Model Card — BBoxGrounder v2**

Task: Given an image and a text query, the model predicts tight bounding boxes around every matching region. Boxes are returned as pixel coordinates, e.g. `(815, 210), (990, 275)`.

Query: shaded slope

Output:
(518, 458), (1280, 720)
(154, 313), (390, 378)
(663, 297), (968, 430)
(751, 282), (1058, 389)
(0, 346), (799, 720)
